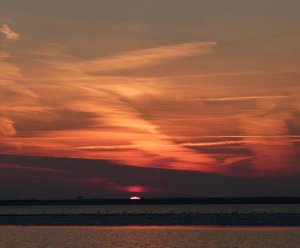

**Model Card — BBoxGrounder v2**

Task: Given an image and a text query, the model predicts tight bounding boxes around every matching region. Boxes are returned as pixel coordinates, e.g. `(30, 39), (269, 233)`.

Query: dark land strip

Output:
(0, 213), (300, 226)
(1, 197), (300, 206)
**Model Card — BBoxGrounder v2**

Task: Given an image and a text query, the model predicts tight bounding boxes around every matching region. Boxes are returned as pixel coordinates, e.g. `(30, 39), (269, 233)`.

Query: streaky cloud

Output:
(75, 41), (217, 73)
(0, 117), (17, 137)
(189, 95), (293, 102)
(0, 24), (20, 41)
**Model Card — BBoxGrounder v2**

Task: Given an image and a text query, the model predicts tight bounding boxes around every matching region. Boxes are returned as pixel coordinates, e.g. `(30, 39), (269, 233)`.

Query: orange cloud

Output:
(0, 24), (20, 41)
(0, 37), (299, 177)
(190, 95), (291, 102)
(0, 117), (17, 137)
(240, 98), (299, 175)
(72, 41), (217, 73)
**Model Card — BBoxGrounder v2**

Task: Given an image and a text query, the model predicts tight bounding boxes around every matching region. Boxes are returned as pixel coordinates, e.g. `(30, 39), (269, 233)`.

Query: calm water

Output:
(0, 226), (300, 248)
(1, 204), (300, 215)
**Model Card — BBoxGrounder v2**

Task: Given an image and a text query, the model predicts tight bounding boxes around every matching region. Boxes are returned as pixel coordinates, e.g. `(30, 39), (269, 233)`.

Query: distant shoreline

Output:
(0, 213), (300, 226)
(1, 197), (300, 206)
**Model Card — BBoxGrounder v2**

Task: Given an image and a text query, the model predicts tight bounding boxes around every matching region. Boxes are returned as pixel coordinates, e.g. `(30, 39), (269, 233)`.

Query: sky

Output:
(0, 0), (300, 199)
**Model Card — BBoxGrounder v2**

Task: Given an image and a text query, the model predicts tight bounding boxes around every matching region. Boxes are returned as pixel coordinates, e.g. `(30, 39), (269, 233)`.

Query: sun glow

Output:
(130, 196), (141, 200)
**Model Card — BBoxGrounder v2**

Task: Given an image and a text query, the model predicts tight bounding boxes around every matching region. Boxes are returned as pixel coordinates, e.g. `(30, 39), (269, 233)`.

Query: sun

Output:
(130, 196), (141, 200)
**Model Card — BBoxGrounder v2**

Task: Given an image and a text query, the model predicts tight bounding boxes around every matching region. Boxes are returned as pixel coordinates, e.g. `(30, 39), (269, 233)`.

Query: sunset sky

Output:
(0, 0), (300, 199)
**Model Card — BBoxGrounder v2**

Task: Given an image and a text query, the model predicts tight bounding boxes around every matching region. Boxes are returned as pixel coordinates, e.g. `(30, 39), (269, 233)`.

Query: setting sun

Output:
(130, 196), (141, 201)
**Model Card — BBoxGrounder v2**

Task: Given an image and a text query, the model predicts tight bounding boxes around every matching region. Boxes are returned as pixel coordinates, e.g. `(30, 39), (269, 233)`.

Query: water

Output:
(0, 226), (300, 248)
(1, 205), (300, 247)
(1, 204), (299, 215)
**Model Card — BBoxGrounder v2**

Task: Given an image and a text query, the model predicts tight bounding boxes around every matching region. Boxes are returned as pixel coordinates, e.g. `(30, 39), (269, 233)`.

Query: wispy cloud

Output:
(189, 96), (292, 102)
(0, 163), (60, 173)
(240, 99), (299, 175)
(75, 41), (217, 73)
(157, 69), (300, 80)
(0, 24), (20, 41)
(0, 117), (17, 137)
(1, 37), (299, 177)
(0, 41), (219, 173)
(78, 140), (245, 150)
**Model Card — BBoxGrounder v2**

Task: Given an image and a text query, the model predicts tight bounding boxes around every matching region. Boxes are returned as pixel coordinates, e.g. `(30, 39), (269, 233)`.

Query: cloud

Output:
(183, 140), (245, 147)
(189, 96), (292, 102)
(1, 39), (299, 178)
(74, 41), (217, 73)
(158, 69), (300, 80)
(2, 43), (217, 174)
(0, 24), (20, 41)
(240, 98), (299, 175)
(0, 163), (60, 173)
(78, 140), (245, 150)
(0, 117), (17, 136)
